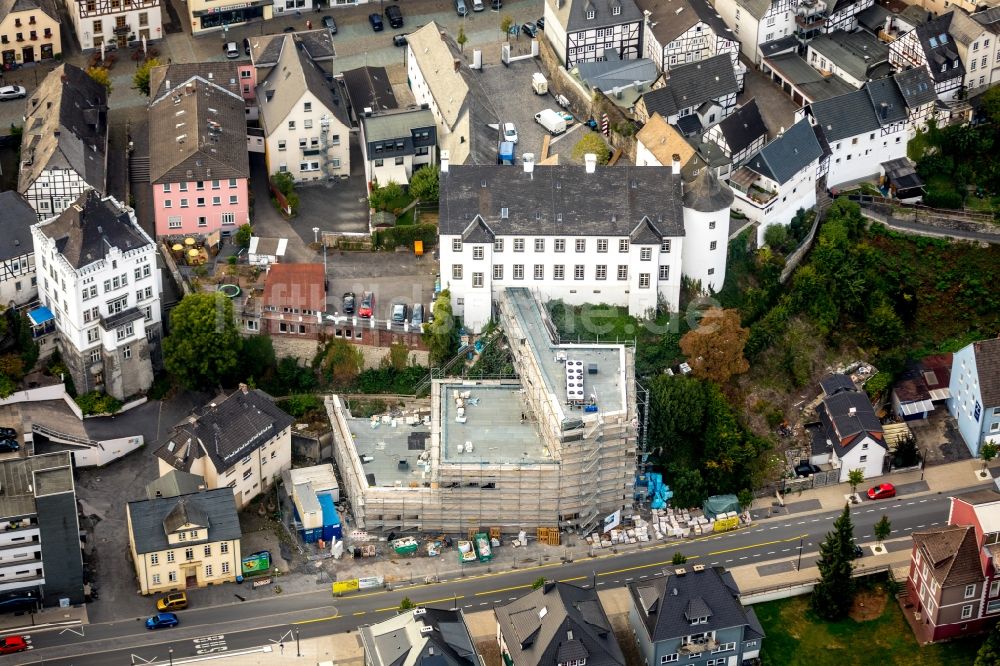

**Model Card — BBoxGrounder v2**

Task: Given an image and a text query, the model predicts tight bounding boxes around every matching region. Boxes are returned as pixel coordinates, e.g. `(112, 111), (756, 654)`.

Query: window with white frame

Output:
(205, 564), (214, 577)
(574, 265), (584, 280)
(473, 246), (484, 260)
(640, 247), (652, 261)
(222, 562), (231, 574)
(513, 264), (524, 280)
(596, 265), (607, 280)
(514, 238), (525, 252)
(221, 542), (229, 554)
(494, 238), (504, 252)
(553, 265), (565, 280)
(554, 238), (565, 252)
(152, 573), (161, 585)
(962, 604), (974, 619)
(617, 265), (628, 280)
(966, 584), (977, 598)
(222, 212), (236, 225)
(597, 238), (608, 252)
(660, 655), (679, 664)
(453, 238), (462, 252)
(534, 264), (544, 280)
(575, 238), (586, 252)
(472, 272), (484, 288)
(661, 239), (671, 252)
(535, 238), (545, 252)
(659, 265), (670, 280)
(452, 265), (463, 280)
(123, 345), (132, 360)
(619, 239), (629, 253)
(87, 328), (99, 344)
(639, 273), (650, 288)
(493, 265), (503, 280)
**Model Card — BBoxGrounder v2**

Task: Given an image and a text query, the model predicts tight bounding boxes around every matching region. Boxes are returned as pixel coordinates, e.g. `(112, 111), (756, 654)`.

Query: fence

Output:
(320, 231), (373, 251)
(847, 194), (998, 226)
(740, 563), (896, 605)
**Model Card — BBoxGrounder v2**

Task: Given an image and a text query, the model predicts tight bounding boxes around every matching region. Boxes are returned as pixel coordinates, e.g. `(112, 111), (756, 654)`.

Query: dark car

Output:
(852, 544), (864, 559)
(391, 303), (408, 324)
(0, 592), (37, 614)
(384, 5), (403, 28)
(146, 612), (179, 630)
(0, 427), (16, 439)
(369, 13), (384, 31)
(536, 16), (545, 30)
(521, 22), (537, 38)
(393, 33), (408, 47)
(242, 38), (251, 55)
(491, 0), (502, 7)
(322, 15), (337, 33)
(282, 25), (295, 32)
(0, 439), (19, 453)
(342, 292), (356, 314)
(793, 461), (820, 477)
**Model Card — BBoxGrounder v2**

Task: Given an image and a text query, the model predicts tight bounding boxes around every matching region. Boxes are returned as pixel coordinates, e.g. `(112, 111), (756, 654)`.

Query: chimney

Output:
(440, 150), (450, 173)
(671, 153), (681, 175)
(543, 581), (557, 594)
(584, 153), (597, 173)
(848, 407), (857, 416)
(453, 59), (461, 72)
(523, 152), (535, 174)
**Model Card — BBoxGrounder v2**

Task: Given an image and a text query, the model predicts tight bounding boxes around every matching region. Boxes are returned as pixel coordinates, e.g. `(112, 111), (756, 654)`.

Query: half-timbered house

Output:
(544, 0), (644, 68)
(0, 192), (39, 308)
(635, 54), (738, 133)
(703, 98), (768, 180)
(66, 0), (161, 51)
(889, 13), (966, 102)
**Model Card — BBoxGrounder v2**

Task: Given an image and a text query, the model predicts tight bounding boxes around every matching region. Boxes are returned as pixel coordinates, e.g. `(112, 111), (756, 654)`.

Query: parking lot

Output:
(326, 251), (438, 323)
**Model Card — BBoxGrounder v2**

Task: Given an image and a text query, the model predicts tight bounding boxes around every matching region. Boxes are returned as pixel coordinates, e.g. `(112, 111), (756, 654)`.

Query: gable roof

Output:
(641, 54), (738, 119)
(808, 31), (889, 83)
(127, 488), (240, 554)
(912, 525), (984, 588)
(817, 385), (886, 453)
(153, 386), (295, 475)
(261, 263), (327, 313)
(734, 0), (773, 20)
(636, 0), (735, 48)
(362, 607), (479, 666)
(145, 469), (207, 500)
(362, 108), (436, 144)
(439, 164), (685, 238)
(865, 77), (909, 124)
(636, 113), (697, 166)
(0, 192), (38, 263)
(762, 52), (856, 103)
(554, 0), (643, 32)
(249, 29), (336, 69)
(340, 66), (399, 117)
(971, 337), (1000, 406)
(34, 190), (152, 270)
(949, 8), (985, 45)
(0, 0), (58, 22)
(916, 13), (965, 82)
(575, 53), (659, 92)
(716, 98), (768, 156)
(743, 118), (823, 185)
(893, 67), (937, 107)
(258, 35), (350, 135)
(495, 582), (626, 666)
(148, 72), (249, 184)
(809, 88), (881, 143)
(628, 567), (758, 643)
(18, 64), (108, 196)
(148, 61), (245, 100)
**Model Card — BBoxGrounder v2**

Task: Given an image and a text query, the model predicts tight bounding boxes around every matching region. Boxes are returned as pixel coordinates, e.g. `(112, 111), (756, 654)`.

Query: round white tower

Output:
(682, 169), (734, 294)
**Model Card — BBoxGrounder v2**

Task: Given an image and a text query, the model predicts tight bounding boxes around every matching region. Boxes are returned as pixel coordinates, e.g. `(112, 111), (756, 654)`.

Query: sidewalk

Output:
(0, 604), (87, 634)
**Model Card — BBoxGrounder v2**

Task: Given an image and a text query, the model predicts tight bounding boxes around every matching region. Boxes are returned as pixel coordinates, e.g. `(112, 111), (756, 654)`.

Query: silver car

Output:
(0, 85), (27, 101)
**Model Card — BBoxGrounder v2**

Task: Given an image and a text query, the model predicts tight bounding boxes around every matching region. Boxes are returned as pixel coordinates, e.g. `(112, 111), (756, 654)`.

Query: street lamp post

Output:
(296, 628), (301, 657)
(796, 537), (803, 571)
(168, 648), (174, 666)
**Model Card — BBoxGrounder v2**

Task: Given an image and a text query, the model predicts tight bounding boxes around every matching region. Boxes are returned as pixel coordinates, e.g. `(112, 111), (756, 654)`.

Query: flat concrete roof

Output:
(440, 384), (553, 465)
(0, 452), (74, 518)
(345, 416), (432, 488)
(505, 289), (627, 418)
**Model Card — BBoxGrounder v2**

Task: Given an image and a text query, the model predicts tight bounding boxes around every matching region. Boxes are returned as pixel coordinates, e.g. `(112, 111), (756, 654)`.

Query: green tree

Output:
(271, 172), (299, 215)
(133, 57), (162, 96)
(647, 374), (708, 463)
(810, 504), (857, 620)
(423, 290), (459, 366)
(235, 224), (252, 248)
(874, 515), (891, 549)
(847, 468), (865, 497)
(976, 621), (1000, 666)
(679, 308), (750, 385)
(865, 298), (905, 351)
(501, 15), (514, 41)
(982, 442), (999, 472)
(571, 132), (611, 165)
(457, 25), (468, 52)
(893, 432), (921, 468)
(531, 576), (546, 589)
(163, 293), (241, 390)
(399, 597), (414, 611)
(737, 488), (754, 512)
(238, 335), (276, 385)
(381, 342), (411, 371)
(369, 181), (405, 211)
(671, 552), (687, 565)
(318, 338), (363, 387)
(86, 66), (112, 93)
(763, 224), (789, 253)
(409, 166), (439, 203)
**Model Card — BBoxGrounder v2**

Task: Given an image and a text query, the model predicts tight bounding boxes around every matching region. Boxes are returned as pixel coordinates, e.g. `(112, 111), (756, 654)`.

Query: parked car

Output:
(852, 544), (864, 559)
(0, 427), (16, 439)
(369, 13), (384, 31)
(342, 292), (356, 314)
(521, 22), (537, 38)
(242, 38), (251, 55)
(384, 5), (403, 28)
(0, 440), (19, 453)
(393, 34), (408, 47)
(322, 15), (337, 33)
(224, 42), (240, 59)
(411, 304), (424, 326)
(491, 0), (502, 8)
(146, 613), (179, 630)
(536, 16), (545, 30)
(793, 461), (820, 477)
(359, 292), (374, 318)
(156, 592), (188, 612)
(455, 0), (468, 16)
(0, 636), (28, 655)
(0, 86), (26, 102)
(472, 0), (484, 11)
(866, 483), (896, 500)
(503, 122), (518, 145)
(0, 592), (37, 614)
(283, 26), (296, 33)
(391, 303), (408, 324)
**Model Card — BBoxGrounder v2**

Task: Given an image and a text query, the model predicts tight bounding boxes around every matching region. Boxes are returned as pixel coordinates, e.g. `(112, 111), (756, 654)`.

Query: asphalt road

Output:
(12, 481), (985, 665)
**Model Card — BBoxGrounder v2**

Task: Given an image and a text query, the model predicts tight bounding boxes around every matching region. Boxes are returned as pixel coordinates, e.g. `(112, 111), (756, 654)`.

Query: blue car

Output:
(146, 612), (179, 630)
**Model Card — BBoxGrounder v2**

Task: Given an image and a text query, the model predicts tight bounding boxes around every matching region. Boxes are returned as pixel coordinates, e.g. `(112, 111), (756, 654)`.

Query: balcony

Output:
(113, 25), (130, 35)
(795, 14), (825, 30)
(679, 638), (718, 654)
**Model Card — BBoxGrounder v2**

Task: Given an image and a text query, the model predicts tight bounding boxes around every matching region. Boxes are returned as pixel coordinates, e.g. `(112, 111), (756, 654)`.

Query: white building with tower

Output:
(437, 152), (733, 332)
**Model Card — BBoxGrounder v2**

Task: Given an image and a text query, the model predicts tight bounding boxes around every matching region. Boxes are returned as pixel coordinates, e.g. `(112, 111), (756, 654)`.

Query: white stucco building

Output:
(809, 374), (888, 483)
(0, 192), (39, 308)
(31, 190), (162, 400)
(715, 0), (794, 64)
(438, 153), (733, 332)
(65, 0), (161, 50)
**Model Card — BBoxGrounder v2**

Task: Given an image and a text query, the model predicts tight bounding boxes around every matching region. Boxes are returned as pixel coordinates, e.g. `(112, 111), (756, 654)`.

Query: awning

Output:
(373, 163), (409, 186)
(27, 307), (54, 327)
(928, 388), (951, 401)
(900, 399), (934, 416)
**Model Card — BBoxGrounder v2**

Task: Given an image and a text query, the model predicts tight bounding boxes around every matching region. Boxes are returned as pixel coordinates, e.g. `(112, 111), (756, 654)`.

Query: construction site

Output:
(327, 287), (638, 538)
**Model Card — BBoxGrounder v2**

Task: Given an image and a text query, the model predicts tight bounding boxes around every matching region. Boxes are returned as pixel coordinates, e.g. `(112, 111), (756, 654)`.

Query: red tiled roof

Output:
(261, 263), (326, 313)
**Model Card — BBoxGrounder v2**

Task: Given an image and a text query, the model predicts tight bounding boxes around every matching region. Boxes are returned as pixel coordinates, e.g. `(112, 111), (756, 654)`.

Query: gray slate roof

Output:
(635, 0), (734, 48)
(894, 67), (937, 107)
(763, 52), (856, 102)
(439, 164), (685, 238)
(340, 66), (399, 116)
(0, 0), (58, 22)
(817, 382), (886, 454)
(683, 168), (734, 213)
(629, 567), (759, 643)
(641, 54), (737, 118)
(362, 108), (435, 143)
(249, 29), (336, 68)
(128, 488), (240, 554)
(971, 338), (1000, 407)
(34, 190), (151, 270)
(0, 192), (37, 263)
(153, 387), (295, 475)
(716, 98), (768, 156)
(495, 582), (625, 666)
(145, 469), (207, 500)
(809, 88), (880, 142)
(744, 118), (823, 185)
(148, 62), (245, 100)
(561, 0), (642, 32)
(865, 77), (908, 124)
(916, 13), (965, 83)
(575, 52), (658, 92)
(820, 373), (856, 396)
(361, 607), (479, 666)
(148, 73), (250, 184)
(808, 31), (889, 82)
(18, 64), (107, 196)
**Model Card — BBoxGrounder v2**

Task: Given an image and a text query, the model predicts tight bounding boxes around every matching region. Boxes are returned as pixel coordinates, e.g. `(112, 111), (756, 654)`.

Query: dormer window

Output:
(612, 5), (620, 14)
(587, 9), (595, 19)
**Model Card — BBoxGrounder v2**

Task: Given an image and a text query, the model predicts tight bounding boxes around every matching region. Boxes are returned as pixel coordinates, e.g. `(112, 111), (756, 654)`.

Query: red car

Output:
(358, 292), (374, 319)
(0, 635), (29, 654)
(867, 483), (896, 500)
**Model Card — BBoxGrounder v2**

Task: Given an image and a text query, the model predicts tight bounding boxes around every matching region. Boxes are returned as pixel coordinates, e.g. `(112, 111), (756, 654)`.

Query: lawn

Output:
(755, 593), (982, 666)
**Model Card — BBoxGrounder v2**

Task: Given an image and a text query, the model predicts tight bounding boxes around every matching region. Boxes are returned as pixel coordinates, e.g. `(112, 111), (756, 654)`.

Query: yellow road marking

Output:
(473, 583), (533, 597)
(704, 534), (808, 557)
(294, 614), (341, 625)
(375, 595), (465, 613)
(353, 612), (366, 616)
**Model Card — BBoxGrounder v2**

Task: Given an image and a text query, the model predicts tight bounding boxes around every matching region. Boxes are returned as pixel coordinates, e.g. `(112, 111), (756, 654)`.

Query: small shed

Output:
(881, 157), (925, 203)
(248, 236), (288, 267)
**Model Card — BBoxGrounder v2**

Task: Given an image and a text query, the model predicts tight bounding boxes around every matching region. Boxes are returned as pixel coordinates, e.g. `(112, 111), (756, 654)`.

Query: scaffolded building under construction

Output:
(328, 288), (637, 537)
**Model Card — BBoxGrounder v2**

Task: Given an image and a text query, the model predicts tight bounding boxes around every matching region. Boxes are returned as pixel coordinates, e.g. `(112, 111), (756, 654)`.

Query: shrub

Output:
(375, 223), (438, 251)
(278, 394), (323, 418)
(571, 133), (611, 165)
(75, 391), (123, 415)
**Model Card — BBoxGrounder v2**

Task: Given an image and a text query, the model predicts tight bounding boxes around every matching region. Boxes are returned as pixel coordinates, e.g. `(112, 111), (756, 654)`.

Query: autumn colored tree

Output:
(679, 308), (749, 384)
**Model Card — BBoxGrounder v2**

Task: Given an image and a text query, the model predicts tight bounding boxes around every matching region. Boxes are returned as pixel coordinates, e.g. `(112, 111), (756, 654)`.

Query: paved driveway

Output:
(738, 58), (799, 139)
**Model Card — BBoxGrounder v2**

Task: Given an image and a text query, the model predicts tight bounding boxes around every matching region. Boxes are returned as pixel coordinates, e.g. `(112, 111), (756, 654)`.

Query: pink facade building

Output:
(148, 63), (251, 238)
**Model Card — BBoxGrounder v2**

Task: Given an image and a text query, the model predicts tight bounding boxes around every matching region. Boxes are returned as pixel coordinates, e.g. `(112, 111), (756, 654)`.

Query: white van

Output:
(534, 109), (567, 135)
(224, 42), (240, 59)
